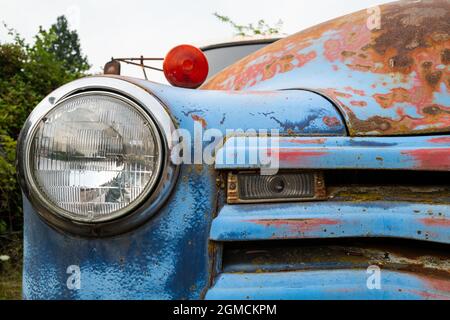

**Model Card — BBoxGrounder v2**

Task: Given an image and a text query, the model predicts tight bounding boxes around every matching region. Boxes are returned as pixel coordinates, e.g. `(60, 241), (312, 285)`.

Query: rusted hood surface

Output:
(201, 0), (450, 136)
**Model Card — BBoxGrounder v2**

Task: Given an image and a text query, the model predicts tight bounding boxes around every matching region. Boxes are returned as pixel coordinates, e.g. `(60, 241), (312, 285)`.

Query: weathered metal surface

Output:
(328, 185), (450, 203)
(201, 0), (450, 137)
(221, 240), (450, 274)
(216, 135), (450, 171)
(205, 270), (450, 300)
(22, 76), (345, 299)
(22, 65), (450, 299)
(121, 76), (347, 136)
(210, 202), (450, 244)
(23, 162), (217, 299)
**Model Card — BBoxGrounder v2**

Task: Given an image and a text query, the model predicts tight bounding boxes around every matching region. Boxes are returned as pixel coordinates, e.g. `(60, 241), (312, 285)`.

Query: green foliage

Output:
(0, 220), (6, 234)
(213, 12), (284, 37)
(0, 233), (22, 299)
(0, 16), (90, 233)
(38, 16), (89, 75)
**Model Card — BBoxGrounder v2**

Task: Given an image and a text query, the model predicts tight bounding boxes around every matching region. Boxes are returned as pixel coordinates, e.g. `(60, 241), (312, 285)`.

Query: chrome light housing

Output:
(17, 77), (179, 236)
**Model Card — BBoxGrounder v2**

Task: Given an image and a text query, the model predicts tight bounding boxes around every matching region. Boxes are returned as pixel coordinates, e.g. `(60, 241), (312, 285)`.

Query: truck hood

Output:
(201, 0), (450, 136)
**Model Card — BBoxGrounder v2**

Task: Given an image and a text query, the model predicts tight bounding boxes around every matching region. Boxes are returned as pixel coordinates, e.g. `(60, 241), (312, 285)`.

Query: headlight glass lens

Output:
(29, 93), (162, 222)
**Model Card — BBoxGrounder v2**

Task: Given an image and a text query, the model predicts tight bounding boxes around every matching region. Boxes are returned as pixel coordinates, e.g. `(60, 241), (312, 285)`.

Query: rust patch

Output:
(191, 114), (207, 128)
(322, 116), (342, 127)
(442, 48), (450, 64)
(248, 218), (339, 233)
(425, 70), (443, 87)
(402, 148), (450, 171)
(329, 185), (450, 204)
(420, 217), (450, 227)
(428, 137), (450, 144)
(332, 91), (353, 99)
(350, 100), (367, 107)
(422, 61), (433, 69)
(268, 148), (327, 164)
(201, 0), (450, 136)
(372, 2), (450, 57)
(423, 105), (449, 115)
(346, 105), (450, 135)
(421, 275), (450, 293)
(411, 274), (450, 298)
(388, 55), (414, 73)
(285, 138), (326, 145)
(347, 114), (392, 133)
(373, 88), (411, 109)
(408, 289), (450, 300)
(344, 87), (365, 96)
(341, 51), (356, 58)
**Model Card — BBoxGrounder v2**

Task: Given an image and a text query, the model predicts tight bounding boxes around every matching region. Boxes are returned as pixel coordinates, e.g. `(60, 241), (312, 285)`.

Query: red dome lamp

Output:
(163, 45), (209, 89)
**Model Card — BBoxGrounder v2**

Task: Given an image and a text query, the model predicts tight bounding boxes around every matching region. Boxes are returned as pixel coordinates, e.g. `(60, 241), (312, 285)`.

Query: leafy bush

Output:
(0, 16), (89, 234)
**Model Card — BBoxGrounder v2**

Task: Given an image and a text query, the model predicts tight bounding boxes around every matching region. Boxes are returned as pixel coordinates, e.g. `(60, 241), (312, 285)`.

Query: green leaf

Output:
(0, 220), (6, 234)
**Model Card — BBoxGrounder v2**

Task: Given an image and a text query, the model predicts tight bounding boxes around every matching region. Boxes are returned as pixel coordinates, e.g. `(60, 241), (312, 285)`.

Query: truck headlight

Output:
(18, 78), (179, 236)
(27, 91), (162, 222)
(26, 91), (163, 223)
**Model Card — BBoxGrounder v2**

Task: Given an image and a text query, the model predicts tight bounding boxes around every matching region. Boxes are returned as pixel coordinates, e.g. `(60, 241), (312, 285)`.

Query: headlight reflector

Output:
(28, 92), (162, 223)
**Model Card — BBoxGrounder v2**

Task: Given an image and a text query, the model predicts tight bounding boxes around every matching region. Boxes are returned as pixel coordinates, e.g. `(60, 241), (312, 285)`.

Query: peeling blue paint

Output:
(210, 202), (450, 244)
(206, 270), (450, 300)
(216, 135), (450, 171)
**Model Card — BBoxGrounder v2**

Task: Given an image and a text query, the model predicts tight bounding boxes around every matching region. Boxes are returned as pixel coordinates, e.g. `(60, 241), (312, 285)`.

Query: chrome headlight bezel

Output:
(17, 77), (180, 237)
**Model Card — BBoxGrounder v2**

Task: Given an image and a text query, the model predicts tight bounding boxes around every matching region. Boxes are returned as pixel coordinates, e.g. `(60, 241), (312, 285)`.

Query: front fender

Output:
(22, 76), (345, 299)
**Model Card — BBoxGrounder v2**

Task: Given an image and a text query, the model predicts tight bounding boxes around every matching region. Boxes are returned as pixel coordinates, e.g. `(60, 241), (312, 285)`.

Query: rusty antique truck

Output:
(17, 0), (450, 299)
